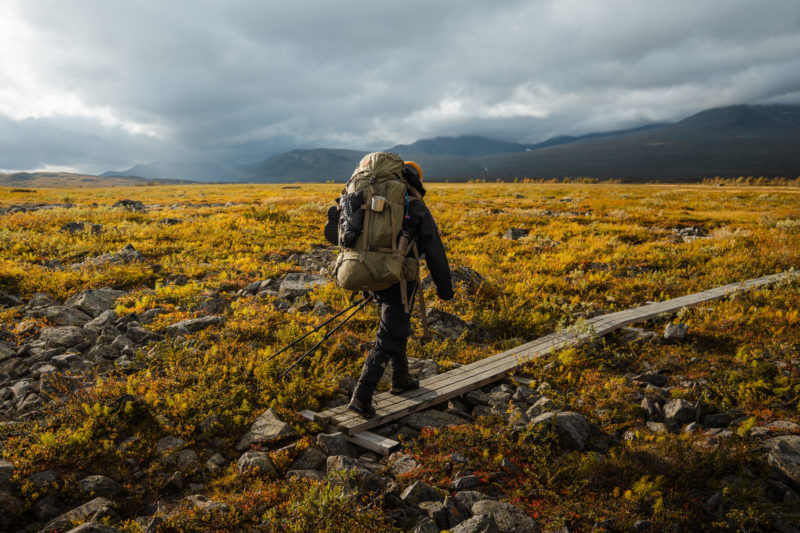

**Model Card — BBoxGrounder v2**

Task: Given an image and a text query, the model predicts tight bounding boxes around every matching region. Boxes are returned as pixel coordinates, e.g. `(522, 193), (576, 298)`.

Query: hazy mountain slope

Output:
(388, 135), (528, 157)
(102, 161), (245, 182)
(478, 105), (800, 180)
(0, 172), (192, 188)
(241, 149), (368, 182)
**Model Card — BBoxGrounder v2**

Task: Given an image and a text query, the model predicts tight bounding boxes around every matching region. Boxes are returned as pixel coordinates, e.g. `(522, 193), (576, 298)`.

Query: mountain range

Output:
(99, 104), (800, 182)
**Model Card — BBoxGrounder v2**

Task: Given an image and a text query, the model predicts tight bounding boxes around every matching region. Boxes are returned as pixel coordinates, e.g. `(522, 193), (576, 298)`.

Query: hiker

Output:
(326, 154), (453, 417)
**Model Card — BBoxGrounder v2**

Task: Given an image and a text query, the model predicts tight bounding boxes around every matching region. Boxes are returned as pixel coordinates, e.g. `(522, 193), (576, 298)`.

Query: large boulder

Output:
(0, 460), (14, 486)
(767, 435), (800, 489)
(235, 408), (295, 451)
(0, 490), (23, 529)
(451, 514), (501, 533)
(164, 315), (225, 336)
(39, 326), (88, 348)
(400, 480), (446, 507)
(27, 306), (92, 326)
(41, 497), (115, 533)
(66, 289), (126, 318)
(529, 411), (592, 451)
(663, 399), (696, 429)
(78, 475), (123, 497)
(427, 308), (469, 339)
(471, 500), (538, 533)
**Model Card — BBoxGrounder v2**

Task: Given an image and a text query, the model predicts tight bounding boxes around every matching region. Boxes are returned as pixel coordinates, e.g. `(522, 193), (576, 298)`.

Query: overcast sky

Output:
(2, 0), (800, 174)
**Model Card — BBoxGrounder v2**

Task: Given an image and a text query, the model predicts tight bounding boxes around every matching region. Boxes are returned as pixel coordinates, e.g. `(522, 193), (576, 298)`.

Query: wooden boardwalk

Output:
(311, 270), (796, 447)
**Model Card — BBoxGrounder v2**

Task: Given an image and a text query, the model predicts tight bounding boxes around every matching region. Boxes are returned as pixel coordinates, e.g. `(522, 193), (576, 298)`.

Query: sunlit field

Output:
(1, 182), (799, 531)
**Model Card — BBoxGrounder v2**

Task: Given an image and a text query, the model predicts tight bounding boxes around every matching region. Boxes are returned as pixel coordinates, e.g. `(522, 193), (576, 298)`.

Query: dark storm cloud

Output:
(2, 0), (799, 172)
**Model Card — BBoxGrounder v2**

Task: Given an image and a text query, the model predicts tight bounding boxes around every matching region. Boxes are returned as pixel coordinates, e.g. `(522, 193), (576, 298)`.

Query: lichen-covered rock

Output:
(471, 500), (538, 532)
(529, 411), (591, 451)
(235, 408), (295, 451)
(404, 410), (468, 431)
(400, 480), (446, 507)
(78, 475), (124, 497)
(27, 306), (92, 326)
(451, 514), (501, 533)
(316, 432), (350, 457)
(164, 315), (225, 336)
(39, 326), (88, 348)
(290, 447), (327, 471)
(767, 435), (800, 489)
(427, 308), (469, 339)
(237, 451), (277, 477)
(278, 273), (327, 300)
(663, 399), (696, 428)
(41, 497), (115, 533)
(66, 289), (126, 318)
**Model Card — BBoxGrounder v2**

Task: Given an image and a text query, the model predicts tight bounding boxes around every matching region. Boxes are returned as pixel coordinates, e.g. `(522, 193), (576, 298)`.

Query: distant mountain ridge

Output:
(97, 104), (800, 182)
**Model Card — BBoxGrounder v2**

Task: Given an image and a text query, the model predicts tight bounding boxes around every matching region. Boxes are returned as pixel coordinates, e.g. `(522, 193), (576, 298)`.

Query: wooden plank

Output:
(316, 271), (798, 434)
(300, 409), (399, 454)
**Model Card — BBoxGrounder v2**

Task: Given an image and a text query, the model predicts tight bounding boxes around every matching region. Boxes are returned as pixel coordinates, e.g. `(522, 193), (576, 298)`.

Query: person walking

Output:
(347, 160), (453, 417)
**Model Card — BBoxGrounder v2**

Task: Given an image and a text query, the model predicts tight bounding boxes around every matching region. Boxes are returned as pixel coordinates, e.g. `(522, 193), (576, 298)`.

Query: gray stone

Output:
(290, 447), (327, 471)
(66, 289), (126, 318)
(663, 399), (695, 428)
(237, 450), (277, 476)
(164, 315), (225, 336)
(27, 306), (92, 326)
(451, 514), (501, 533)
(400, 480), (446, 507)
(0, 341), (16, 362)
(175, 449), (200, 468)
(503, 227), (529, 240)
(404, 410), (468, 431)
(39, 326), (88, 348)
(529, 411), (591, 450)
(316, 432), (350, 457)
(767, 435), (800, 488)
(512, 385), (537, 402)
(326, 455), (386, 495)
(466, 389), (490, 406)
(186, 494), (229, 514)
(419, 501), (448, 530)
(0, 490), (22, 529)
(326, 454), (361, 474)
(79, 475), (124, 497)
(427, 308), (469, 339)
(646, 421), (667, 433)
(0, 460), (13, 486)
(18, 392), (44, 413)
(641, 397), (661, 420)
(471, 500), (538, 532)
(452, 474), (481, 490)
(525, 396), (554, 418)
(156, 435), (186, 456)
(41, 497), (114, 533)
(27, 293), (58, 309)
(0, 292), (22, 307)
(413, 518), (440, 533)
(278, 273), (327, 300)
(456, 490), (494, 509)
(632, 372), (668, 387)
(444, 495), (472, 528)
(388, 453), (420, 477)
(235, 408), (295, 451)
(663, 322), (688, 341)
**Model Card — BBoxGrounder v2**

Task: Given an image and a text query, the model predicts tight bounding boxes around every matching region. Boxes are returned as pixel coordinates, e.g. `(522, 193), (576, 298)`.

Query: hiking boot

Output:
(390, 377), (420, 395)
(347, 398), (376, 418)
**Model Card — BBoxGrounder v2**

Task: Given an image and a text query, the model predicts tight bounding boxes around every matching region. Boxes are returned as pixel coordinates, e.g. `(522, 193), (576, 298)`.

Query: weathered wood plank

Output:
(300, 410), (399, 454)
(316, 271), (798, 434)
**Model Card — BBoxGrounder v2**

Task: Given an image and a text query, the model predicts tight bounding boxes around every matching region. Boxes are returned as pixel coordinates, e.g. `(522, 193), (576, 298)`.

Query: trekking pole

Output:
(266, 296), (369, 362)
(281, 296), (372, 379)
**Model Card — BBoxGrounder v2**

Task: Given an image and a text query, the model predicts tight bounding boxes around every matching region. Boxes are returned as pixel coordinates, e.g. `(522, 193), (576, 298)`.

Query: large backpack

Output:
(333, 152), (421, 298)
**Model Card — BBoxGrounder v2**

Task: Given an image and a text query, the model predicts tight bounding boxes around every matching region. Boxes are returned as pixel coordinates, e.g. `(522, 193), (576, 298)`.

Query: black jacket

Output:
(402, 167), (453, 301)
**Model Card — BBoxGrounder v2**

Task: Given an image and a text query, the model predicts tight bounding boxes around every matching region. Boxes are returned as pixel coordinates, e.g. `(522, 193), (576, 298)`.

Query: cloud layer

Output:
(2, 0), (800, 173)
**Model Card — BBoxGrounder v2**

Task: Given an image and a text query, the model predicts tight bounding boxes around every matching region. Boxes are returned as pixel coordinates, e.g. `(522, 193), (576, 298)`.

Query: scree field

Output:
(1, 182), (799, 532)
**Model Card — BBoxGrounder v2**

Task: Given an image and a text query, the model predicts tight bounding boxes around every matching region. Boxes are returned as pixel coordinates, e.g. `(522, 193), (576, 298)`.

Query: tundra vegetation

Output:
(0, 182), (799, 532)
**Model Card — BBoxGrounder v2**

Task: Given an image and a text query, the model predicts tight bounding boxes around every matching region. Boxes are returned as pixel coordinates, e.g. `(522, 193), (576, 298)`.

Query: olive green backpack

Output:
(333, 152), (424, 316)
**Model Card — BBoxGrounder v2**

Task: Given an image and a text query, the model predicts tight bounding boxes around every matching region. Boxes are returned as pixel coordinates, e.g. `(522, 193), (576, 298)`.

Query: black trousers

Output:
(351, 281), (417, 405)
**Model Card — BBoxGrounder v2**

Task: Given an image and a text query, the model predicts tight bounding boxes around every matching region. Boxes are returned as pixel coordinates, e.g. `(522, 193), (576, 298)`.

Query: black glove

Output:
(324, 205), (339, 245)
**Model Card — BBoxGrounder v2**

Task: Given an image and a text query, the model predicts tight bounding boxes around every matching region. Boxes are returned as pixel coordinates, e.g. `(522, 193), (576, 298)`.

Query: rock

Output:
(427, 308), (469, 339)
(0, 490), (23, 529)
(663, 322), (688, 341)
(466, 389), (490, 406)
(452, 474), (481, 490)
(290, 447), (327, 471)
(27, 306), (93, 326)
(64, 522), (122, 533)
(663, 399), (695, 428)
(400, 480), (446, 507)
(646, 422), (667, 433)
(27, 292), (58, 309)
(525, 396), (554, 418)
(286, 469), (325, 481)
(39, 326), (88, 348)
(156, 436), (186, 455)
(388, 453), (420, 477)
(512, 385), (537, 402)
(112, 199), (145, 211)
(418, 501), (448, 529)
(326, 455), (386, 495)
(79, 475), (124, 497)
(529, 411), (592, 450)
(0, 292), (22, 307)
(0, 341), (17, 362)
(503, 228), (529, 240)
(632, 372), (668, 387)
(451, 514), (502, 533)
(174, 449), (200, 468)
(0, 460), (13, 486)
(471, 500), (538, 533)
(316, 432), (350, 457)
(443, 495), (471, 527)
(278, 273), (327, 300)
(164, 471), (184, 494)
(404, 410), (468, 431)
(456, 490), (494, 509)
(41, 497), (115, 533)
(66, 289), (126, 318)
(237, 450), (277, 476)
(206, 453), (226, 473)
(413, 518), (440, 533)
(640, 397), (661, 420)
(767, 435), (800, 489)
(186, 494), (229, 514)
(235, 408), (295, 451)
(164, 315), (225, 336)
